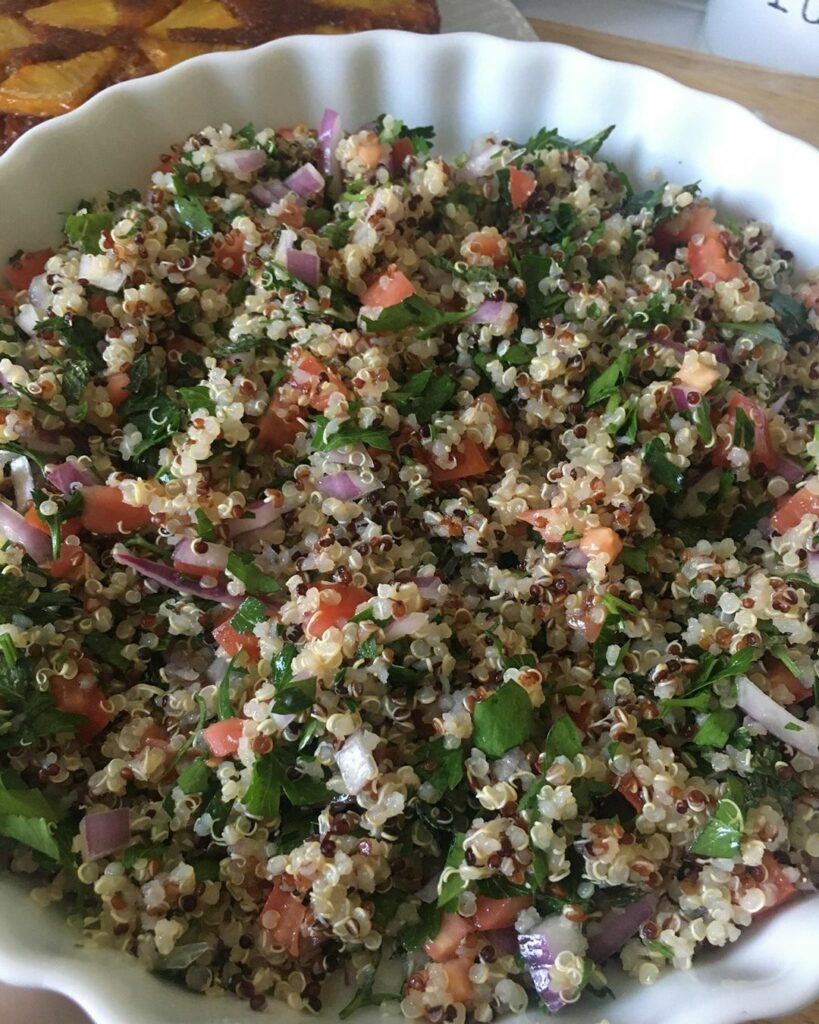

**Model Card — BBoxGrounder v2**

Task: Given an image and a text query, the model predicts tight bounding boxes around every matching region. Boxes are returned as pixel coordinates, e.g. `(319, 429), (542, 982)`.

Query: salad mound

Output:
(0, 110), (817, 1018)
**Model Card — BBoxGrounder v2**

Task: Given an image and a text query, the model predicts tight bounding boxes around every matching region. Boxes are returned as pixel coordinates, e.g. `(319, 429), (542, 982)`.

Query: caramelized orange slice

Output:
(139, 38), (239, 72)
(25, 0), (121, 32)
(147, 0), (241, 35)
(0, 15), (37, 54)
(0, 46), (120, 117)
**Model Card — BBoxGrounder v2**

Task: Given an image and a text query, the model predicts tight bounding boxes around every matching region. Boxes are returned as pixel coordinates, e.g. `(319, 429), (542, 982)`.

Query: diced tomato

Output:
(305, 582), (372, 638)
(428, 439), (490, 485)
(24, 505), (82, 540)
(687, 234), (743, 284)
(509, 167), (536, 209)
(566, 592), (604, 643)
(277, 200), (305, 229)
(391, 135), (414, 175)
(765, 656), (812, 703)
(80, 485), (150, 535)
(614, 772), (644, 812)
(291, 353), (349, 411)
(213, 229), (245, 276)
(516, 508), (562, 544)
(256, 391), (303, 452)
(212, 617), (261, 662)
(473, 896), (531, 931)
(758, 853), (798, 911)
(105, 371), (130, 410)
(0, 288), (17, 308)
(770, 480), (819, 534)
(261, 884), (307, 958)
(41, 543), (86, 580)
(360, 264), (416, 308)
(4, 248), (52, 291)
(425, 912), (474, 962)
(803, 283), (819, 310)
(441, 957), (475, 1003)
(462, 228), (507, 268)
(50, 672), (110, 744)
(653, 203), (717, 253)
(712, 393), (778, 472)
(140, 722), (171, 752)
(579, 527), (623, 563)
(203, 716), (244, 757)
(87, 293), (109, 314)
(477, 393), (512, 436)
(355, 133), (386, 170)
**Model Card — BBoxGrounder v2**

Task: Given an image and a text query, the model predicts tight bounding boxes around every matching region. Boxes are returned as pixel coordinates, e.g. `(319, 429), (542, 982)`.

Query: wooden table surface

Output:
(527, 20), (818, 1024)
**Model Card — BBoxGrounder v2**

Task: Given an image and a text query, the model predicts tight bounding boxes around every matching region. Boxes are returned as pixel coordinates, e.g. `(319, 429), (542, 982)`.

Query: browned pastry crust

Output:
(0, 0), (440, 150)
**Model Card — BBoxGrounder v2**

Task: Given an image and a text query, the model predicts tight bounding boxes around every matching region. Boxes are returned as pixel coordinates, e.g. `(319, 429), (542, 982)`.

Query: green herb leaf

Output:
(416, 738), (464, 793)
(173, 197), (214, 238)
(518, 253), (566, 320)
(270, 676), (315, 715)
(64, 211), (113, 255)
(472, 681), (535, 757)
(311, 416), (391, 453)
(693, 707), (738, 749)
(621, 546), (649, 573)
(227, 551), (282, 595)
(243, 750), (283, 819)
(389, 368), (457, 424)
(0, 814), (62, 860)
(694, 400), (714, 445)
(229, 596), (267, 635)
(543, 715), (583, 766)
(363, 295), (472, 340)
(400, 902), (443, 952)
(732, 406), (756, 449)
(689, 798), (744, 859)
(437, 832), (467, 909)
(718, 321), (785, 346)
(585, 349), (636, 407)
(179, 385), (216, 415)
(217, 655), (237, 720)
(84, 632), (130, 673)
(769, 291), (809, 336)
(176, 757), (211, 795)
(643, 437), (685, 493)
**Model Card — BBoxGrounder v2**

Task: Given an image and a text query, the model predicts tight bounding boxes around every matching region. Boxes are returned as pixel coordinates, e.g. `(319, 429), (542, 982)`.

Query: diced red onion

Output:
(384, 611), (428, 642)
(325, 448), (374, 469)
(318, 471), (364, 501)
(415, 575), (443, 593)
(27, 273), (51, 309)
(587, 895), (657, 964)
(463, 140), (524, 179)
(284, 162), (325, 199)
(15, 304), (39, 336)
(465, 301), (517, 328)
(671, 385), (693, 412)
(318, 108), (342, 180)
(708, 341), (730, 363)
(773, 454), (806, 485)
(249, 179), (289, 207)
(226, 499), (283, 539)
(215, 148), (267, 176)
(173, 537), (230, 574)
(46, 460), (96, 494)
(80, 808), (131, 862)
(286, 248), (321, 287)
(274, 226), (297, 263)
(808, 549), (819, 585)
(335, 730), (378, 795)
(652, 335), (687, 359)
(0, 500), (51, 562)
(737, 675), (819, 759)
(482, 928), (519, 957)
(112, 548), (245, 608)
(518, 915), (587, 1014)
(78, 254), (127, 293)
(770, 391), (791, 416)
(563, 547), (589, 571)
(9, 456), (33, 510)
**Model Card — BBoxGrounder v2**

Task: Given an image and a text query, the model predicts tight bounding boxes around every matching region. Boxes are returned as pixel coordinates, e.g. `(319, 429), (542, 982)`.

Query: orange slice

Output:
(147, 0), (241, 35)
(0, 46), (120, 117)
(0, 15), (37, 54)
(25, 0), (121, 32)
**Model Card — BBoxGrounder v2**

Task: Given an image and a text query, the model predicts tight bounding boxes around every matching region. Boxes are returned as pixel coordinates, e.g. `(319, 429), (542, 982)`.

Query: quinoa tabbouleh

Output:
(0, 110), (817, 1019)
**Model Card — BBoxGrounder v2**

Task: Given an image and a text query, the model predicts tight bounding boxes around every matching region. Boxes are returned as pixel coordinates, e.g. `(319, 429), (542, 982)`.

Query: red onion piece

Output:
(562, 546), (590, 571)
(226, 499), (283, 539)
(809, 550), (819, 585)
(464, 301), (518, 329)
(483, 928), (519, 957)
(78, 254), (127, 293)
(46, 461), (96, 494)
(384, 611), (428, 642)
(173, 537), (230, 574)
(9, 456), (33, 510)
(16, 305), (39, 336)
(286, 248), (321, 287)
(215, 148), (267, 176)
(112, 548), (244, 608)
(415, 574), (443, 592)
(80, 808), (130, 862)
(28, 273), (51, 309)
(318, 108), (342, 179)
(249, 179), (289, 207)
(318, 471), (364, 501)
(335, 730), (378, 794)
(518, 915), (587, 1014)
(737, 675), (819, 759)
(587, 895), (657, 964)
(770, 391), (791, 416)
(284, 162), (325, 198)
(325, 448), (374, 469)
(652, 335), (687, 359)
(773, 454), (806, 485)
(0, 500), (51, 562)
(671, 385), (693, 412)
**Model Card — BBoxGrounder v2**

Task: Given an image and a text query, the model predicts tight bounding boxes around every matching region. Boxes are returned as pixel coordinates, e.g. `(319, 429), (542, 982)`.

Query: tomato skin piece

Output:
(203, 717), (244, 757)
(765, 656), (812, 703)
(477, 393), (512, 436)
(653, 203), (717, 253)
(213, 229), (245, 276)
(41, 543), (86, 580)
(578, 527), (623, 563)
(509, 167), (536, 209)
(360, 265), (416, 308)
(390, 135), (414, 175)
(614, 772), (644, 812)
(473, 896), (531, 931)
(441, 957), (475, 1004)
(105, 371), (130, 410)
(256, 392), (303, 452)
(261, 884), (307, 958)
(24, 505), (82, 540)
(712, 393), (778, 472)
(770, 481), (819, 534)
(50, 674), (110, 744)
(291, 353), (349, 412)
(212, 618), (261, 662)
(687, 234), (743, 283)
(758, 853), (798, 911)
(0, 288), (17, 308)
(425, 912), (474, 962)
(428, 439), (490, 485)
(4, 249), (53, 291)
(80, 485), (150, 535)
(305, 583), (372, 639)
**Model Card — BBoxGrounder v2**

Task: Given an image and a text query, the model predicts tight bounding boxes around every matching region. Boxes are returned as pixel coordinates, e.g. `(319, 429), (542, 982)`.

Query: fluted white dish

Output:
(0, 26), (817, 1024)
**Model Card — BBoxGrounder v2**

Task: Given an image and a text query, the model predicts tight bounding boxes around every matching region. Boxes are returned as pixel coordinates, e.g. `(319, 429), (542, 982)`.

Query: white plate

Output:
(0, 27), (818, 1024)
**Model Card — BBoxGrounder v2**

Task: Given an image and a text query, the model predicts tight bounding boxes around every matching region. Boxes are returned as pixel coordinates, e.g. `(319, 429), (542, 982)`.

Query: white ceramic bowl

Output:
(0, 28), (817, 1024)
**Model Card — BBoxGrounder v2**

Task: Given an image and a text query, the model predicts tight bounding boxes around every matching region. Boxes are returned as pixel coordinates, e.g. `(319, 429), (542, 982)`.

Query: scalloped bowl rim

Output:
(0, 28), (817, 1024)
